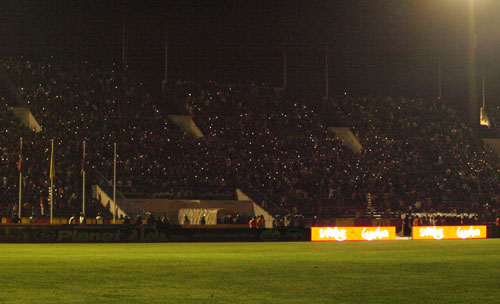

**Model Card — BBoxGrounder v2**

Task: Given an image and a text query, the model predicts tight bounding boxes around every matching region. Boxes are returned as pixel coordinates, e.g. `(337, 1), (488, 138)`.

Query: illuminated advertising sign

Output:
(412, 226), (487, 240)
(311, 226), (396, 242)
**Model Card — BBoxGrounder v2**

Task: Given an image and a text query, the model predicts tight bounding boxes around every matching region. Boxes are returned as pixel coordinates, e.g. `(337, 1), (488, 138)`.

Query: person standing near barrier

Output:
(256, 215), (265, 228)
(136, 214), (143, 226)
(79, 212), (86, 225)
(412, 215), (420, 228)
(256, 215), (262, 228)
(249, 216), (256, 229)
(273, 215), (279, 228)
(402, 214), (410, 237)
(146, 212), (155, 225)
(496, 217), (500, 237)
(183, 215), (190, 225)
(96, 213), (104, 224)
(161, 215), (170, 227)
(11, 213), (20, 224)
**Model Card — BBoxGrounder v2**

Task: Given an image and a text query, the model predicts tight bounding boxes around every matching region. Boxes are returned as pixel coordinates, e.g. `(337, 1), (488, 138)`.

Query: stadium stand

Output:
(0, 56), (499, 224)
(331, 96), (500, 216)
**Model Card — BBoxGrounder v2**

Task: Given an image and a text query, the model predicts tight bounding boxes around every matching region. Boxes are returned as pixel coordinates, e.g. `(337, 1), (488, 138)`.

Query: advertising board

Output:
(412, 226), (487, 240)
(311, 226), (396, 242)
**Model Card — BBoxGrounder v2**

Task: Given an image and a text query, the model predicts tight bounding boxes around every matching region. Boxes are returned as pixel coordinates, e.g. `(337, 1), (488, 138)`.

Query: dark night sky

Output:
(2, 0), (500, 103)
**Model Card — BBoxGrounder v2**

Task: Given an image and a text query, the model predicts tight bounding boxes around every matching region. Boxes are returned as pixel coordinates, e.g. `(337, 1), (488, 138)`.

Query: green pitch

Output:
(0, 240), (498, 304)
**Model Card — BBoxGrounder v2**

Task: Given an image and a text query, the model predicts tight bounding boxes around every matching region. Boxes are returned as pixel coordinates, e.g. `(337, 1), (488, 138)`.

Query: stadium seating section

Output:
(1, 57), (499, 221)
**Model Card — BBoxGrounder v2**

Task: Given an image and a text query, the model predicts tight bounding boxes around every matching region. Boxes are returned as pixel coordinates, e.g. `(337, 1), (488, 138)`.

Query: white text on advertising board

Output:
(318, 227), (347, 241)
(413, 225), (487, 240)
(361, 227), (389, 241)
(456, 226), (481, 239)
(419, 226), (444, 240)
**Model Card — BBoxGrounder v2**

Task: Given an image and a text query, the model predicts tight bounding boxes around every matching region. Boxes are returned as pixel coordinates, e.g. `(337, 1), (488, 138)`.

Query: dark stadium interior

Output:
(1, 0), (500, 229)
(3, 2), (500, 304)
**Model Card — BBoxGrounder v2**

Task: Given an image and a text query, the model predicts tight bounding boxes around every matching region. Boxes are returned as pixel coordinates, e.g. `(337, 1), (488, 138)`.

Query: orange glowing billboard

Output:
(311, 226), (396, 242)
(412, 226), (487, 240)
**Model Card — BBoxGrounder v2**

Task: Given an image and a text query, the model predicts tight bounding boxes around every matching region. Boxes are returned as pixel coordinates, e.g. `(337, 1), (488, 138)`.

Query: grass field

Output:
(0, 240), (498, 303)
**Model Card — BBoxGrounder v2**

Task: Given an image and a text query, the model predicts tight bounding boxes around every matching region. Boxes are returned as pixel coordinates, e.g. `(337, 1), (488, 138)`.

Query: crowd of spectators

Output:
(401, 213), (481, 236)
(179, 83), (500, 220)
(0, 58), (247, 218)
(0, 57), (194, 218)
(330, 96), (500, 218)
(217, 213), (251, 225)
(272, 214), (305, 228)
(0, 101), (32, 215)
(180, 81), (368, 216)
(2, 56), (500, 222)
